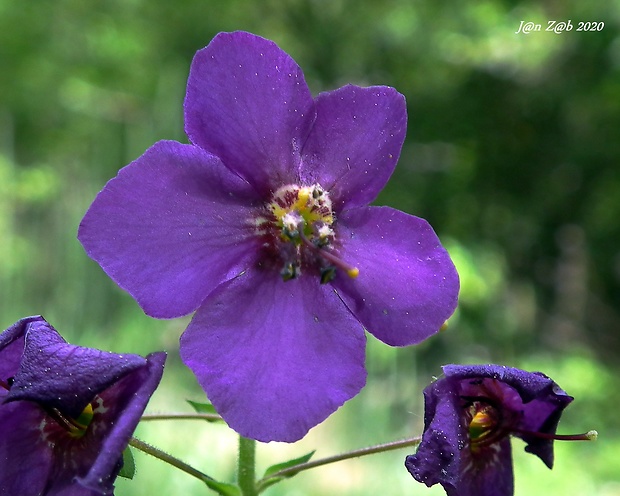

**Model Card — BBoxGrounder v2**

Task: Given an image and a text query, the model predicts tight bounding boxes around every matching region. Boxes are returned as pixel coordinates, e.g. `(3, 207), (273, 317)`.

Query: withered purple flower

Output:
(0, 316), (165, 495)
(78, 31), (459, 442)
(405, 364), (596, 496)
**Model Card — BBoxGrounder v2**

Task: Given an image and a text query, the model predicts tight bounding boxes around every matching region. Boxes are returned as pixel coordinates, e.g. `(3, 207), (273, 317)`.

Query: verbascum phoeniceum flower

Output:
(0, 316), (166, 495)
(405, 364), (597, 496)
(78, 31), (460, 442)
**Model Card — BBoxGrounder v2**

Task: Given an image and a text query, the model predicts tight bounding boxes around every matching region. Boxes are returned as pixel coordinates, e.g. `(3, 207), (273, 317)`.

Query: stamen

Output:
(281, 262), (300, 281)
(512, 427), (598, 442)
(298, 224), (359, 280)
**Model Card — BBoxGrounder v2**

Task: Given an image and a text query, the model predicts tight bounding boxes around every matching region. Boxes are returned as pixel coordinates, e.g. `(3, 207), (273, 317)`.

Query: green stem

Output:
(258, 435), (422, 488)
(129, 437), (214, 483)
(140, 412), (222, 422)
(238, 436), (258, 496)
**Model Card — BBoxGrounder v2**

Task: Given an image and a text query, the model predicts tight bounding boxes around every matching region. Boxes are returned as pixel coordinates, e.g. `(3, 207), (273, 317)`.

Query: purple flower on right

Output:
(405, 364), (597, 496)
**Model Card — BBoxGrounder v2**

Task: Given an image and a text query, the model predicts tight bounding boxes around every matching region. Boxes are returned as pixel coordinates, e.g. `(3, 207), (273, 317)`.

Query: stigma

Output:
(256, 184), (359, 283)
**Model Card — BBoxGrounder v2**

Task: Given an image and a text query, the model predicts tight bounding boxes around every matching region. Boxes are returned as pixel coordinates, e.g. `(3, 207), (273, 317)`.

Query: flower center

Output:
(49, 402), (95, 439)
(256, 184), (359, 283)
(467, 402), (505, 452)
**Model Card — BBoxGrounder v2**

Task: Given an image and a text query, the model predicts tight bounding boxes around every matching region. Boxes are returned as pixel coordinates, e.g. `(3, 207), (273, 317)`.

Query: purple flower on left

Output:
(78, 31), (459, 442)
(0, 316), (166, 495)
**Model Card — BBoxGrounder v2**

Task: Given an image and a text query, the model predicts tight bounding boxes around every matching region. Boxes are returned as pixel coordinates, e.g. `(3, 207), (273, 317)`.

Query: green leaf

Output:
(118, 446), (136, 480)
(263, 450), (315, 478)
(257, 450), (315, 492)
(203, 478), (241, 496)
(186, 400), (224, 422)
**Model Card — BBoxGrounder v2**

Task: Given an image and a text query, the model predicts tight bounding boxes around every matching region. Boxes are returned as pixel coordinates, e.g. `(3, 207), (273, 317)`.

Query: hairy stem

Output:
(258, 435), (422, 487)
(129, 437), (214, 483)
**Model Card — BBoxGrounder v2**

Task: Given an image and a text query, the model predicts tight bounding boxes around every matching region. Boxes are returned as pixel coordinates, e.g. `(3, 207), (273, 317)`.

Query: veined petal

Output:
(333, 206), (459, 346)
(8, 319), (147, 420)
(185, 31), (315, 195)
(300, 85), (407, 210)
(78, 140), (260, 318)
(179, 269), (367, 442)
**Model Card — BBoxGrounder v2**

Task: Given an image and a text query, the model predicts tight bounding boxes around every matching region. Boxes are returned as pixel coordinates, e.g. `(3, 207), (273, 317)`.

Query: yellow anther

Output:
(347, 267), (360, 279)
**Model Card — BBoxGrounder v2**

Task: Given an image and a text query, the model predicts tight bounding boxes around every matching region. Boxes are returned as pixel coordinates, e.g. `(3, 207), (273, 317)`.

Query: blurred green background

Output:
(1, 0), (619, 494)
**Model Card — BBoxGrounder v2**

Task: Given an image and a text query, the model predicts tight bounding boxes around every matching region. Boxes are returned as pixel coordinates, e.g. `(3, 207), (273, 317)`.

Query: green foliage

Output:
(203, 479), (241, 496)
(119, 447), (136, 480)
(258, 451), (316, 492)
(188, 400), (226, 422)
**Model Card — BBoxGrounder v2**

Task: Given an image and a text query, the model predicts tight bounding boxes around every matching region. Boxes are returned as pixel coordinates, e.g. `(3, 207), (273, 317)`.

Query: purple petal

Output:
(406, 375), (515, 496)
(405, 377), (463, 492)
(458, 439), (514, 496)
(184, 31), (315, 194)
(78, 140), (260, 318)
(179, 270), (367, 442)
(0, 401), (51, 495)
(78, 352), (166, 494)
(333, 206), (459, 346)
(0, 316), (44, 398)
(8, 319), (147, 419)
(300, 85), (407, 210)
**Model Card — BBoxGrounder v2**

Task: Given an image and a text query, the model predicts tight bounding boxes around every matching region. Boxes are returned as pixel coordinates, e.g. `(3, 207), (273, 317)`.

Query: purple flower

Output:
(405, 364), (594, 496)
(0, 316), (165, 495)
(78, 31), (459, 442)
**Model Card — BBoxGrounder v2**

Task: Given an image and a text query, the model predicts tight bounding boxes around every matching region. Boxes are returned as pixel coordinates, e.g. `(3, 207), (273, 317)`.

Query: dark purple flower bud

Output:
(78, 31), (460, 442)
(405, 364), (596, 496)
(0, 316), (165, 495)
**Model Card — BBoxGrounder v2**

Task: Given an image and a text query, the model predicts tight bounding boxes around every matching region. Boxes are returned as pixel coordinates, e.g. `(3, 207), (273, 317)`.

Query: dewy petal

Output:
(405, 378), (463, 492)
(300, 85), (407, 210)
(333, 206), (459, 346)
(8, 318), (147, 419)
(443, 364), (573, 468)
(78, 352), (166, 494)
(78, 140), (261, 318)
(179, 269), (367, 442)
(0, 317), (164, 495)
(184, 31), (315, 195)
(406, 374), (515, 496)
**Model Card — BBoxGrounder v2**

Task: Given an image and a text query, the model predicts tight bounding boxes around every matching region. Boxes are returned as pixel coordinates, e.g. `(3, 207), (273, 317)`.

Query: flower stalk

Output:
(238, 436), (258, 496)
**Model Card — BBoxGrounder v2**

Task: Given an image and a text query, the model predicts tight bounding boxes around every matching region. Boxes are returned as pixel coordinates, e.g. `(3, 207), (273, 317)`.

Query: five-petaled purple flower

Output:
(78, 31), (459, 442)
(0, 316), (166, 495)
(405, 364), (595, 496)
